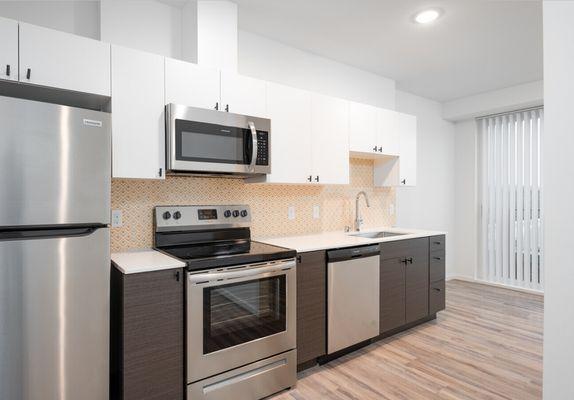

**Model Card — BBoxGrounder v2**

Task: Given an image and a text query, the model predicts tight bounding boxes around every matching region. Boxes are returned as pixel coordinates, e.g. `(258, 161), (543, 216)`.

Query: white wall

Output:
(0, 0), (99, 39)
(100, 0), (182, 58)
(443, 80), (543, 122)
(238, 30), (396, 109)
(452, 119), (477, 279)
(394, 90), (456, 276)
(543, 1), (574, 398)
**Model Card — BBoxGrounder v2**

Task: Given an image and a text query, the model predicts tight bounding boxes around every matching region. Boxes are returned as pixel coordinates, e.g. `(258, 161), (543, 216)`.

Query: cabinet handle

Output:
(407, 257), (413, 264)
(307, 175), (312, 182)
(215, 102), (219, 110)
(5, 64), (9, 77)
(433, 256), (442, 261)
(432, 287), (441, 292)
(401, 179), (406, 185)
(378, 146), (383, 153)
(433, 241), (442, 245)
(373, 146), (378, 152)
(225, 104), (229, 112)
(314, 175), (320, 182)
(175, 270), (180, 282)
(297, 255), (302, 263)
(26, 68), (31, 80)
(158, 167), (163, 177)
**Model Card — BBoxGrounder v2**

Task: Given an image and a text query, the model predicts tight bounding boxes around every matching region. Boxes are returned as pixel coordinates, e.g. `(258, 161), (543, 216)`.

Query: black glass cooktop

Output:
(158, 240), (296, 271)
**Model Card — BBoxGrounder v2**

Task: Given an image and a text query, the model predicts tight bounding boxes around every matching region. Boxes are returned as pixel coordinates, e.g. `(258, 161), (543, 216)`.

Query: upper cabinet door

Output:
(165, 58), (220, 110)
(0, 17), (18, 82)
(397, 112), (417, 186)
(349, 102), (377, 154)
(264, 82), (312, 184)
(220, 71), (267, 117)
(111, 46), (165, 180)
(311, 93), (349, 185)
(377, 109), (399, 156)
(19, 23), (110, 96)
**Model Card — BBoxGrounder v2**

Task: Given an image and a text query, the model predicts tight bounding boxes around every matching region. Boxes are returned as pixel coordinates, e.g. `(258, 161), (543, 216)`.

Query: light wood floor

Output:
(271, 280), (543, 400)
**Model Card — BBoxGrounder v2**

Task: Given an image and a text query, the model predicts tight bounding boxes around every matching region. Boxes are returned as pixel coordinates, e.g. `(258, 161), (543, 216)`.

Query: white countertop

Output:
(256, 227), (446, 253)
(111, 249), (185, 274)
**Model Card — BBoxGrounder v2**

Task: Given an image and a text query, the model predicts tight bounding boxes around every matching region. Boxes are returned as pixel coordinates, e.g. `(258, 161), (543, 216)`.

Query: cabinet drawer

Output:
(430, 250), (445, 282)
(429, 280), (446, 315)
(430, 235), (445, 252)
(380, 237), (429, 260)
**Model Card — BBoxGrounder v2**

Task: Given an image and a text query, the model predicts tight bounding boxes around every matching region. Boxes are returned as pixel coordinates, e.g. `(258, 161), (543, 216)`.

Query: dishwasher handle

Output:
(327, 244), (380, 263)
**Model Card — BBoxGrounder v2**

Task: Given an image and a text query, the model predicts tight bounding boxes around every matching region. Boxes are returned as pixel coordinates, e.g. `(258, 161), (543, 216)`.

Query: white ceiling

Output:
(229, 0), (543, 102)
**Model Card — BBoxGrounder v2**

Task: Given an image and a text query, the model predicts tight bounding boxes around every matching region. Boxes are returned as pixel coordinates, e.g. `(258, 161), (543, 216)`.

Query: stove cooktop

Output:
(158, 241), (296, 271)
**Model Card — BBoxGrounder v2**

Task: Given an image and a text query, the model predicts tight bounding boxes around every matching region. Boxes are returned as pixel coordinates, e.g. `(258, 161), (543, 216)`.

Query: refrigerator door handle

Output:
(0, 225), (105, 241)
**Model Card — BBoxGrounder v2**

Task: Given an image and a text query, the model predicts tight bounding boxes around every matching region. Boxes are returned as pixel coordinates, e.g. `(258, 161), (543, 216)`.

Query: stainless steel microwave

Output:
(166, 104), (271, 177)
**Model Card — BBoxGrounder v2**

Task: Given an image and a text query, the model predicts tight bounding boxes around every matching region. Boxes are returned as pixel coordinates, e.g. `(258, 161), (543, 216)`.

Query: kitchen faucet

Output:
(354, 191), (370, 231)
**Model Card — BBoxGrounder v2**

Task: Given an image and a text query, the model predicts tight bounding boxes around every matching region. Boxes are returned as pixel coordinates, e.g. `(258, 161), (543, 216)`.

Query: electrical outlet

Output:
(313, 205), (320, 219)
(288, 206), (296, 220)
(111, 209), (123, 227)
(389, 203), (395, 216)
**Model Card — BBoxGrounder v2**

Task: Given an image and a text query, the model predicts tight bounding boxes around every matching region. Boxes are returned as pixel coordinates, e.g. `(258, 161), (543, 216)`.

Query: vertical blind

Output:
(478, 108), (544, 291)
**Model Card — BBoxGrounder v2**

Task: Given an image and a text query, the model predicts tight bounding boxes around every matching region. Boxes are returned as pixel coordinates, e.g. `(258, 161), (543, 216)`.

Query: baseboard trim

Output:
(446, 275), (544, 296)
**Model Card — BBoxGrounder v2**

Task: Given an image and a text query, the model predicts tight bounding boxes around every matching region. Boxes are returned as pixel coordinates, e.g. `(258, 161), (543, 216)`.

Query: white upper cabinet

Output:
(348, 102), (400, 157)
(349, 102), (377, 154)
(378, 109), (400, 156)
(220, 71), (267, 117)
(263, 82), (313, 184)
(0, 17), (18, 82)
(165, 58), (220, 110)
(19, 23), (110, 96)
(311, 93), (350, 185)
(374, 112), (417, 187)
(111, 46), (165, 180)
(397, 112), (417, 186)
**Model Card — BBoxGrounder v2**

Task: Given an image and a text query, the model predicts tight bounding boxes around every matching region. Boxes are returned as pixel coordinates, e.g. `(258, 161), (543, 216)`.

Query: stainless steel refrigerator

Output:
(0, 96), (111, 400)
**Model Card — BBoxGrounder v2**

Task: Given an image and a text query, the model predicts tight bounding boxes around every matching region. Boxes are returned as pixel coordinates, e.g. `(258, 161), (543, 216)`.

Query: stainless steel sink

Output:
(349, 231), (408, 239)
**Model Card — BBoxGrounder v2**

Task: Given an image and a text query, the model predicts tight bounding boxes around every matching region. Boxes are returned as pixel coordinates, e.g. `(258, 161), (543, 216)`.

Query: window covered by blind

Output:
(478, 108), (544, 291)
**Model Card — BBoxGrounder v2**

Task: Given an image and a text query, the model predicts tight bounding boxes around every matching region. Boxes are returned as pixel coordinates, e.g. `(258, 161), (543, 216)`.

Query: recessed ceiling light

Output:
(414, 9), (442, 24)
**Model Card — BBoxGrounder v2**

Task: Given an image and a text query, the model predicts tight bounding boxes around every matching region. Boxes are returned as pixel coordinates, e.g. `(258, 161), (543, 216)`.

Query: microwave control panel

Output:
(256, 131), (269, 166)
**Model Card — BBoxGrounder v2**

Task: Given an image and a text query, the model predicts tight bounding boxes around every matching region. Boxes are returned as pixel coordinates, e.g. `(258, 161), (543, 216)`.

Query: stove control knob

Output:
(232, 210), (240, 218)
(163, 211), (171, 220)
(240, 210), (248, 218)
(173, 211), (181, 220)
(224, 210), (232, 218)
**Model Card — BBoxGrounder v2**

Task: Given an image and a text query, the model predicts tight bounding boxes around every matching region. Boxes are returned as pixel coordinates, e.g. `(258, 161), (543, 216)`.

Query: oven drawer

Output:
(187, 350), (296, 400)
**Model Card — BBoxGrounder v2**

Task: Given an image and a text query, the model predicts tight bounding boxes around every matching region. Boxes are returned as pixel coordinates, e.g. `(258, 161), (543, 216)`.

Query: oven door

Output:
(166, 104), (271, 175)
(187, 259), (296, 383)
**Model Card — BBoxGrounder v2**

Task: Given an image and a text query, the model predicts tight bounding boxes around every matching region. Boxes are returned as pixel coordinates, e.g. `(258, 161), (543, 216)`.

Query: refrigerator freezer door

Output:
(0, 96), (111, 227)
(0, 227), (110, 400)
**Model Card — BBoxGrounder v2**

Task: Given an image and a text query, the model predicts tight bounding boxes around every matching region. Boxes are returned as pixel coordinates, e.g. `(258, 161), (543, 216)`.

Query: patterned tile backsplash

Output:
(111, 158), (396, 252)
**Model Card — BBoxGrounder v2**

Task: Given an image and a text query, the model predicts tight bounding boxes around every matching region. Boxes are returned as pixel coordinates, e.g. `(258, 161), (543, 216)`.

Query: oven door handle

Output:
(248, 121), (258, 171)
(188, 260), (294, 284)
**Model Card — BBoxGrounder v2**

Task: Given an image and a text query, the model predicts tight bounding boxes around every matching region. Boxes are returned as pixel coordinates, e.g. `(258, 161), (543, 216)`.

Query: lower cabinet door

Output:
(429, 280), (446, 315)
(380, 257), (406, 333)
(296, 251), (326, 365)
(405, 248), (429, 324)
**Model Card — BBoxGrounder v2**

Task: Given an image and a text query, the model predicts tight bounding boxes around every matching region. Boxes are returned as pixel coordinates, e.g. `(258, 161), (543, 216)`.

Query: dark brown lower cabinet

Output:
(296, 251), (326, 367)
(380, 238), (430, 334)
(110, 266), (185, 400)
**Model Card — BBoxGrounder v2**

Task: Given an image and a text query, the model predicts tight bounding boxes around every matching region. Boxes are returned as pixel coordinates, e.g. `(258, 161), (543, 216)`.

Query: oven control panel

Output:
(155, 205), (251, 231)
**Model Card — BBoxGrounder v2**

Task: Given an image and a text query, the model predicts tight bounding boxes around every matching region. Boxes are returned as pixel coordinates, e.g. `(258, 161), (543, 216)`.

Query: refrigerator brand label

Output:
(83, 119), (103, 127)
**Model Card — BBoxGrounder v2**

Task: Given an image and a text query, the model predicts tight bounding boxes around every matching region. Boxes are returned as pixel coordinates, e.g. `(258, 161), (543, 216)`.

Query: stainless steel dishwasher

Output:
(327, 245), (380, 354)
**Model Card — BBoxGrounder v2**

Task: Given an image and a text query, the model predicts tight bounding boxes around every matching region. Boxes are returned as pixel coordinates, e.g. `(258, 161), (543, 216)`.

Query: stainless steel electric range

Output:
(154, 205), (297, 400)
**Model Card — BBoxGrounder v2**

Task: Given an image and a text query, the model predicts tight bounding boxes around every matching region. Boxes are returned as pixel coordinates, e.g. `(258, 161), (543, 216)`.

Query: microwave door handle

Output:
(248, 121), (258, 171)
